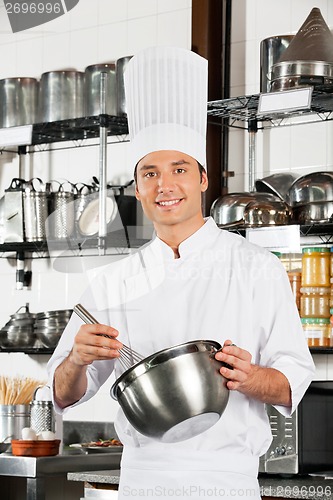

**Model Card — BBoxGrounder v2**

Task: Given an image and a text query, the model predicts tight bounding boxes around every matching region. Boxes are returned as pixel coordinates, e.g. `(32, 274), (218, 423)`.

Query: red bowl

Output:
(11, 439), (61, 457)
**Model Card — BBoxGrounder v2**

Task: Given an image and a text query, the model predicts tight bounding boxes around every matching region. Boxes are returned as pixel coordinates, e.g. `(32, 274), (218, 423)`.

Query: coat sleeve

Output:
(252, 252), (315, 416)
(46, 283), (115, 414)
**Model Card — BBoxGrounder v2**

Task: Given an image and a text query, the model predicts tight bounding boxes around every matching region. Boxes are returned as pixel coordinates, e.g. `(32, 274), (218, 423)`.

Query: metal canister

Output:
(0, 404), (30, 441)
(23, 178), (48, 242)
(0, 77), (38, 127)
(84, 63), (117, 116)
(116, 56), (132, 115)
(46, 181), (75, 240)
(39, 70), (84, 122)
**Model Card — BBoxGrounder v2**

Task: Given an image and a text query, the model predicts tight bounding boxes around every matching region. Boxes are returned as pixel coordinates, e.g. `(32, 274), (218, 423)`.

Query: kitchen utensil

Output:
(210, 192), (282, 227)
(23, 178), (48, 242)
(4, 178), (25, 243)
(46, 181), (75, 240)
(34, 309), (73, 348)
(84, 63), (117, 116)
(270, 8), (333, 91)
(39, 70), (84, 122)
(11, 439), (60, 457)
(0, 405), (30, 442)
(260, 35), (294, 93)
(0, 305), (36, 348)
(0, 435), (12, 453)
(73, 304), (143, 370)
(30, 387), (55, 434)
(288, 171), (333, 206)
(242, 199), (291, 227)
(116, 55), (133, 115)
(111, 339), (229, 443)
(255, 172), (300, 203)
(292, 201), (333, 224)
(0, 77), (38, 127)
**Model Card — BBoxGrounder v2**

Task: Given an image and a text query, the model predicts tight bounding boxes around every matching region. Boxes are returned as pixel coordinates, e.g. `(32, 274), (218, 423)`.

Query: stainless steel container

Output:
(260, 35), (294, 93)
(30, 401), (55, 434)
(84, 63), (117, 116)
(116, 56), (132, 115)
(111, 340), (229, 443)
(4, 178), (25, 243)
(39, 70), (84, 122)
(0, 77), (38, 127)
(23, 178), (48, 242)
(0, 405), (30, 441)
(46, 182), (75, 240)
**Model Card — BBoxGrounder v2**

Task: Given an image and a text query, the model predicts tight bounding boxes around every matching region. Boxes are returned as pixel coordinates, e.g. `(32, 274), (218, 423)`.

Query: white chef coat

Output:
(47, 217), (315, 499)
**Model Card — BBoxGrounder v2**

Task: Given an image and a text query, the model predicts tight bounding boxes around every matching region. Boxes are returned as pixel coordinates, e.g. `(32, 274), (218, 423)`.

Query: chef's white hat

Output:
(124, 46), (208, 168)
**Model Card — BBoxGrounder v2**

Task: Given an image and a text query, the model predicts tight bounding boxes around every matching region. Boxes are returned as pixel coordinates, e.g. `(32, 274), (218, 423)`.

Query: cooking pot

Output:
(39, 71), (84, 122)
(210, 192), (284, 227)
(116, 55), (132, 115)
(288, 171), (333, 206)
(84, 63), (117, 116)
(111, 339), (229, 443)
(270, 60), (333, 91)
(260, 35), (294, 93)
(0, 77), (38, 127)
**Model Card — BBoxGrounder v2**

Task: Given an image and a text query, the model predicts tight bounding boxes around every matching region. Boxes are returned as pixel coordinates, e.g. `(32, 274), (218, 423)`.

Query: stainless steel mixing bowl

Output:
(288, 171), (333, 206)
(111, 340), (229, 443)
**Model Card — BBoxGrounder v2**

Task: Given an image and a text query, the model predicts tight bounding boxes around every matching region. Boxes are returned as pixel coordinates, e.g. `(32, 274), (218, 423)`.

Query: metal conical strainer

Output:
(270, 7), (333, 91)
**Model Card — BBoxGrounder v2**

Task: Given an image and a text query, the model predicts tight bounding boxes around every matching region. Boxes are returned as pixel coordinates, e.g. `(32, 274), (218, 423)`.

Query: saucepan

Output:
(73, 304), (230, 443)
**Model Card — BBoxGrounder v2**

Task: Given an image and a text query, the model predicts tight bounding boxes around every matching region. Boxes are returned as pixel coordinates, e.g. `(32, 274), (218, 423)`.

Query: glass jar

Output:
(301, 318), (331, 347)
(301, 247), (330, 287)
(288, 270), (301, 310)
(300, 287), (331, 318)
(331, 247), (333, 277)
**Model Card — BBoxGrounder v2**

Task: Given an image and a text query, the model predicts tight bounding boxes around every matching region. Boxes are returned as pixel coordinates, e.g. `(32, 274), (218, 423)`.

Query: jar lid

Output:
(300, 286), (331, 294)
(330, 308), (333, 314)
(302, 247), (330, 254)
(301, 318), (330, 324)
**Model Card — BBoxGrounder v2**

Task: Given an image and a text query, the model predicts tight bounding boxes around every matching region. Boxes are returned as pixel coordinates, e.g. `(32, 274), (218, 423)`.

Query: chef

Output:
(47, 46), (315, 499)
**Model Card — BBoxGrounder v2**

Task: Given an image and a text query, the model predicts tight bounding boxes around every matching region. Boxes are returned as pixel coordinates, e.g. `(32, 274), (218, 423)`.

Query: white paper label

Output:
(0, 124), (32, 147)
(245, 225), (301, 253)
(258, 87), (312, 115)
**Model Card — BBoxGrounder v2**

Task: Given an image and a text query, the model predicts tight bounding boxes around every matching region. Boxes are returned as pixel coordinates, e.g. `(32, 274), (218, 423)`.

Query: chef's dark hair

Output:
(134, 161), (206, 183)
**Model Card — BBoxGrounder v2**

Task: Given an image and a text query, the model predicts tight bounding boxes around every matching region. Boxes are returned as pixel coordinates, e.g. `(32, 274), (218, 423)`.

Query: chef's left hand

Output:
(215, 339), (252, 391)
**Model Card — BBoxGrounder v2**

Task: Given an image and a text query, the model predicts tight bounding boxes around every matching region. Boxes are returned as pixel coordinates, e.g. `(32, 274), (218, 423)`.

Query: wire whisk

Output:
(73, 304), (144, 370)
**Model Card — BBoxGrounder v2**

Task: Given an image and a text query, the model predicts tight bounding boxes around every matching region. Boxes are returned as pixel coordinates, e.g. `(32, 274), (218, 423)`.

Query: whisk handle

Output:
(74, 304), (99, 325)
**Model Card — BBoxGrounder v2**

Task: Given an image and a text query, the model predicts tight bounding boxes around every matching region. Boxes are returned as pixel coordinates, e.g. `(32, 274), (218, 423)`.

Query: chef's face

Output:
(135, 150), (208, 233)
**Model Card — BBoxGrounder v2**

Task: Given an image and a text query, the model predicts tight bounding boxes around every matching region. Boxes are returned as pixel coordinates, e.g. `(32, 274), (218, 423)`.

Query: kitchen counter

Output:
(0, 451), (122, 500)
(68, 470), (333, 499)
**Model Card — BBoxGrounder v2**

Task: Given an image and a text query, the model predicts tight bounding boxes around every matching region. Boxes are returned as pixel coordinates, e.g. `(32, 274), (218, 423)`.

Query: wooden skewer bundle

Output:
(0, 376), (45, 405)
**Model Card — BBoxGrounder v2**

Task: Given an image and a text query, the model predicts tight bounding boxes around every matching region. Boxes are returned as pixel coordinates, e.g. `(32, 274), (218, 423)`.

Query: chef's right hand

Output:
(69, 324), (123, 366)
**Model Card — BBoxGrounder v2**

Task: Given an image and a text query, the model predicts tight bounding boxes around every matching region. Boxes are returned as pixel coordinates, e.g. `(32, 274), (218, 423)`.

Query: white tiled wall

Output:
(228, 0), (333, 193)
(0, 0), (192, 422)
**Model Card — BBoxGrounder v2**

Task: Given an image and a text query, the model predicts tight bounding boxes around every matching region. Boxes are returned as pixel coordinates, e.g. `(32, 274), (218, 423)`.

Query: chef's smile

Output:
(155, 198), (184, 209)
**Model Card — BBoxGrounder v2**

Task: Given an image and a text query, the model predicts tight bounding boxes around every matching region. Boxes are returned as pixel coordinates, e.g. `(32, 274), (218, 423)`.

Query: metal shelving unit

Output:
(207, 86), (333, 130)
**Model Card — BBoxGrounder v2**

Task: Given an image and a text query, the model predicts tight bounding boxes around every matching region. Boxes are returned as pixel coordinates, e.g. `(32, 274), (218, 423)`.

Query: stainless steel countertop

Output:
(68, 469), (120, 484)
(0, 452), (122, 478)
